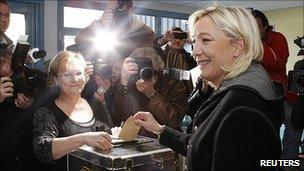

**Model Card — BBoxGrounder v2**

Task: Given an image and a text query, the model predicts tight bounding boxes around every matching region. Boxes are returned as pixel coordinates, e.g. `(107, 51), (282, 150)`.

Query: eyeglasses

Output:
(57, 71), (84, 82)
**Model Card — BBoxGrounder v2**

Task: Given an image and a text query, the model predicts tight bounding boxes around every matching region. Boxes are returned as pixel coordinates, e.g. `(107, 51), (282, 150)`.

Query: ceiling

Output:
(155, 0), (303, 11)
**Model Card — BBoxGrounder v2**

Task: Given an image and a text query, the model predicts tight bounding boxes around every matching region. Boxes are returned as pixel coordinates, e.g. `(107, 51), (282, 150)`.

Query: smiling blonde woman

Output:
(133, 6), (284, 171)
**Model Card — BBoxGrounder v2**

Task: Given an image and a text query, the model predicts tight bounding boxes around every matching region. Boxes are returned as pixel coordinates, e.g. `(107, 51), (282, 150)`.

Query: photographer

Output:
(251, 10), (301, 162)
(155, 27), (197, 95)
(0, 44), (42, 170)
(75, 0), (154, 60)
(0, 0), (12, 45)
(111, 47), (188, 138)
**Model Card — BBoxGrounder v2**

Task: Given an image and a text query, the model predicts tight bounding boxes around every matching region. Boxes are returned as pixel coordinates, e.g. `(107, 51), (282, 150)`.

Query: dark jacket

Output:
(0, 34), (13, 45)
(291, 95), (304, 130)
(159, 63), (284, 171)
(0, 99), (43, 171)
(112, 77), (188, 138)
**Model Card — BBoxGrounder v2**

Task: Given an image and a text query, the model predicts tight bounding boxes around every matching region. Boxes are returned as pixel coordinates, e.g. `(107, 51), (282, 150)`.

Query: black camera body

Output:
(10, 41), (47, 98)
(11, 67), (47, 98)
(128, 57), (154, 83)
(96, 64), (113, 79)
(294, 36), (304, 56)
(288, 70), (304, 95)
(173, 32), (187, 40)
(128, 57), (192, 84)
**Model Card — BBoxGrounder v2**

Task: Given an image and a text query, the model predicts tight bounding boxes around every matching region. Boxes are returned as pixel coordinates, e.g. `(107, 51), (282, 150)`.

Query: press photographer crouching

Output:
(0, 44), (43, 170)
(111, 47), (188, 138)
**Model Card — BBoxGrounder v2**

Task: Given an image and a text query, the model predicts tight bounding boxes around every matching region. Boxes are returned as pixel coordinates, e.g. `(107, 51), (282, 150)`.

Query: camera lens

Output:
(294, 72), (304, 93)
(140, 67), (154, 81)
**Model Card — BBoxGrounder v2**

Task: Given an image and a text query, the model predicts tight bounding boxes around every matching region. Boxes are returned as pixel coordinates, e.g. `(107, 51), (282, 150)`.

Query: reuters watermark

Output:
(260, 160), (300, 167)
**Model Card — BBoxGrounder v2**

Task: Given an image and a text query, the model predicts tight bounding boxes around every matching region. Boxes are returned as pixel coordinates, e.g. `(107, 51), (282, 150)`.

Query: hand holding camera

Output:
(121, 57), (139, 86)
(0, 77), (14, 103)
(158, 29), (188, 46)
(136, 79), (156, 98)
(14, 93), (33, 109)
(158, 30), (174, 45)
(94, 75), (111, 102)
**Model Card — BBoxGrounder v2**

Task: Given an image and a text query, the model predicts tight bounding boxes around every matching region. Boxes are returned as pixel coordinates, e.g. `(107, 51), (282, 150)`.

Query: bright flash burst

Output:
(93, 30), (118, 53)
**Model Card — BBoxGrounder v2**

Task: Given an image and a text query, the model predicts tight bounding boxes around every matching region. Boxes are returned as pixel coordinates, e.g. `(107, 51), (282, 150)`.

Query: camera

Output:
(27, 47), (46, 63)
(288, 36), (304, 95)
(10, 41), (47, 98)
(288, 70), (304, 95)
(160, 68), (190, 81)
(173, 32), (187, 40)
(133, 57), (154, 81)
(294, 36), (304, 56)
(128, 57), (154, 83)
(128, 56), (191, 84)
(96, 64), (113, 79)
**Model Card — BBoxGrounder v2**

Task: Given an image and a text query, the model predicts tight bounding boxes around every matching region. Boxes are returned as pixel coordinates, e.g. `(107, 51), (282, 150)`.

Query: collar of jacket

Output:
(215, 62), (285, 101)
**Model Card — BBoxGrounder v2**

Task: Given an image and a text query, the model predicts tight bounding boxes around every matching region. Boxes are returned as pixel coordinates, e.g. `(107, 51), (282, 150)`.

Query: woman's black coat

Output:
(160, 84), (284, 171)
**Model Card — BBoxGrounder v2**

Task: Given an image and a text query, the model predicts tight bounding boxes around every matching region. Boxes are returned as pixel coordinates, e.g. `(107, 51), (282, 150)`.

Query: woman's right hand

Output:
(82, 132), (113, 151)
(134, 111), (163, 135)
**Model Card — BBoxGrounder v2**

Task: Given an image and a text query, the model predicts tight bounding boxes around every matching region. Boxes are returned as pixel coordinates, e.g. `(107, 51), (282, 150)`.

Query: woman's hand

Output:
(82, 132), (113, 151)
(134, 111), (163, 135)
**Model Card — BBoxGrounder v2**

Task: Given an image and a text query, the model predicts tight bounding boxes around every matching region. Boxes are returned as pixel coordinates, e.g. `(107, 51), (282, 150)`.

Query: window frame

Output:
(9, 0), (44, 48)
(58, 0), (189, 51)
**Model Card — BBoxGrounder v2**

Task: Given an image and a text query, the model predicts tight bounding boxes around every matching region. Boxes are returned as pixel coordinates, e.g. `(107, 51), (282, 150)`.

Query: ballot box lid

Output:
(68, 136), (175, 170)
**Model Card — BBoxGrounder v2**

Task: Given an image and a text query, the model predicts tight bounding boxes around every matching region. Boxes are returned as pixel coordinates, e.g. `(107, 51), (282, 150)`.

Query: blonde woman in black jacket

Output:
(134, 6), (284, 171)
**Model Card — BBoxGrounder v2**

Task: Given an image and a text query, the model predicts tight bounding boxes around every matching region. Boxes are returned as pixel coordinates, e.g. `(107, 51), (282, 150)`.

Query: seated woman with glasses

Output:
(32, 51), (113, 170)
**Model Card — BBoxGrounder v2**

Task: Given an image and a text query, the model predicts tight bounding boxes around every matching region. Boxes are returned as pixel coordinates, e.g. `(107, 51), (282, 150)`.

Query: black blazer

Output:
(159, 86), (283, 171)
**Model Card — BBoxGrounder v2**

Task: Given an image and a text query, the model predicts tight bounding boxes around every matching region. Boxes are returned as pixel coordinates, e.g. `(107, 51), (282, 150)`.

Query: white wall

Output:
(264, 7), (304, 72)
(44, 0), (58, 60)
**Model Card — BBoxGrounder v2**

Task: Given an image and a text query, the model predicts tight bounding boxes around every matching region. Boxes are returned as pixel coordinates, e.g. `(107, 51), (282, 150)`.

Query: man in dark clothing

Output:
(0, 0), (13, 45)
(0, 44), (43, 170)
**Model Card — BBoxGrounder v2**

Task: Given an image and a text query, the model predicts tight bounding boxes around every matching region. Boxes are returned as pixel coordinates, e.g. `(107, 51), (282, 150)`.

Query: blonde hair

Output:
(47, 51), (88, 86)
(130, 47), (165, 70)
(188, 6), (263, 79)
